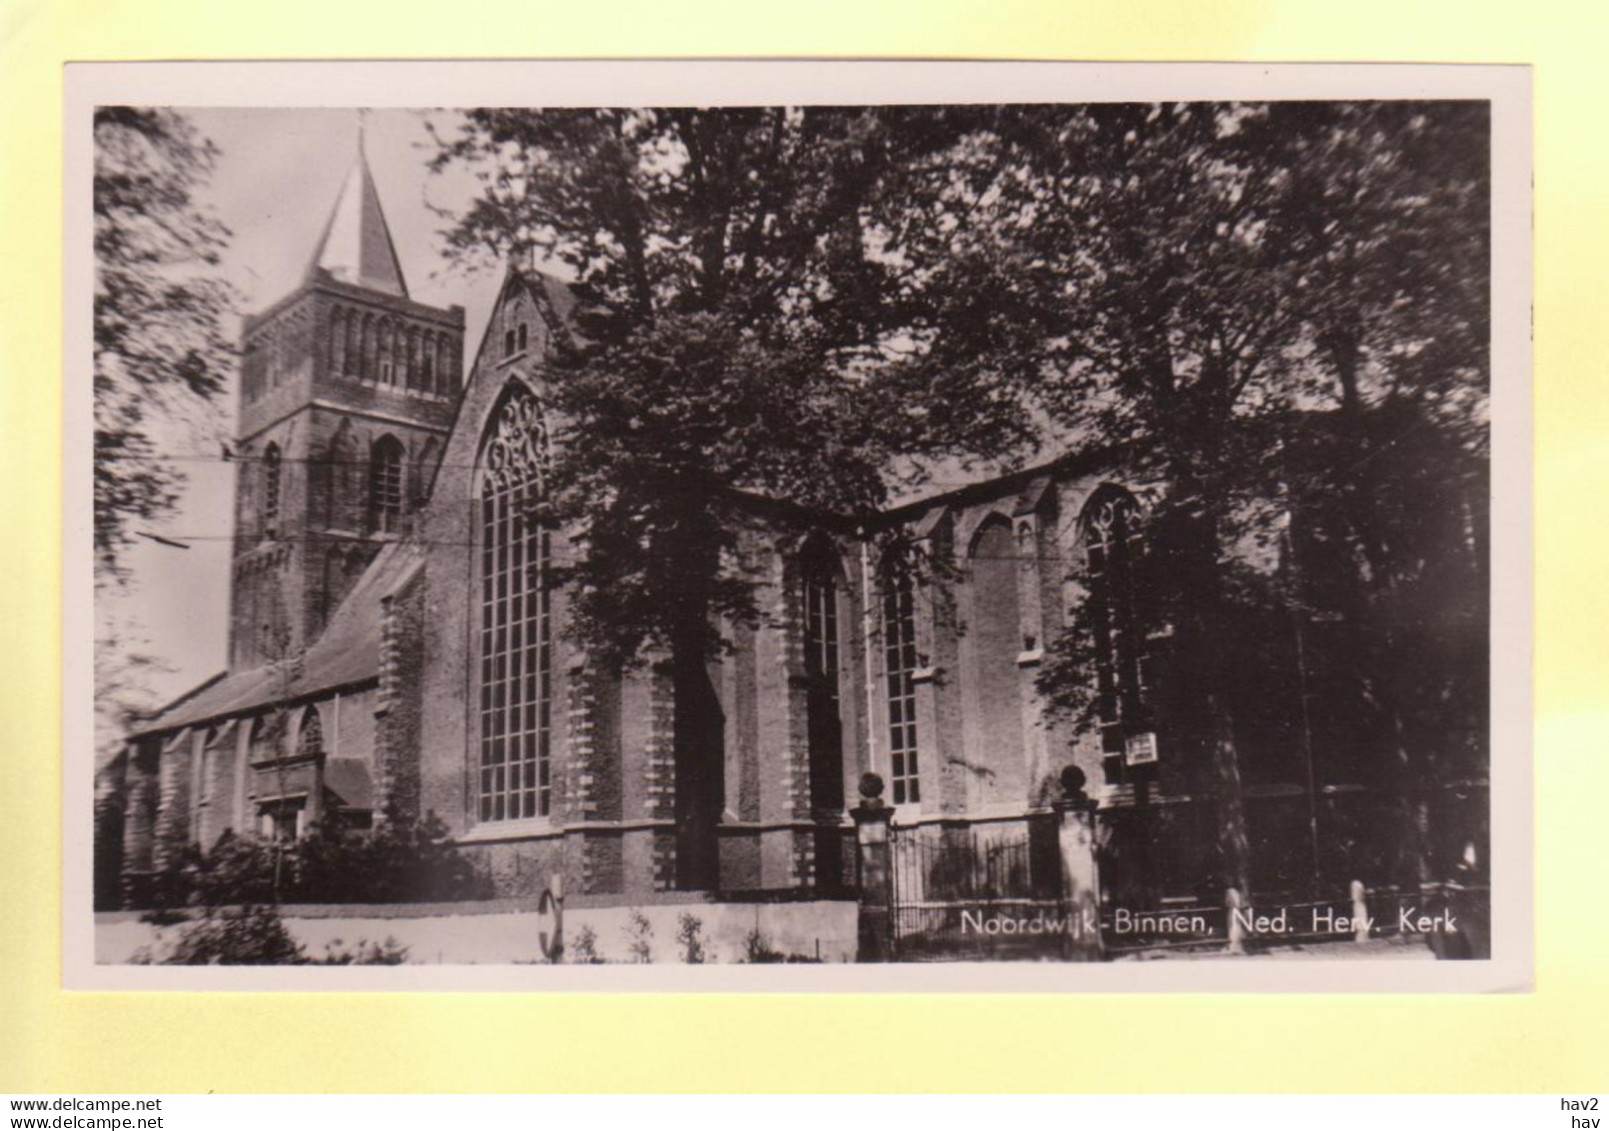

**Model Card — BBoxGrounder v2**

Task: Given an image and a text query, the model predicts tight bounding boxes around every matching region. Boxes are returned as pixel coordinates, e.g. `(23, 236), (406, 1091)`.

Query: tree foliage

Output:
(978, 102), (1491, 890)
(431, 107), (1041, 665)
(144, 813), (490, 910)
(434, 103), (1491, 891)
(94, 106), (236, 581)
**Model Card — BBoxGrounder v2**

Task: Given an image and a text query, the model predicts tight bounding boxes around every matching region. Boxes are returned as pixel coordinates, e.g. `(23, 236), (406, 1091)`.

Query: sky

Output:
(101, 107), (508, 704)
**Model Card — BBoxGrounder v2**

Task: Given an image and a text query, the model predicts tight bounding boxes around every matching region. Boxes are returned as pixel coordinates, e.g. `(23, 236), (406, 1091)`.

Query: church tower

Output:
(228, 140), (465, 670)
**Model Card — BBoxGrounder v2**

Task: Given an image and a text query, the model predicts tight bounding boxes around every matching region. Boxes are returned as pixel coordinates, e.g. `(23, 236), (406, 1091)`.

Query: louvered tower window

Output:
(262, 443), (282, 538)
(369, 436), (404, 534)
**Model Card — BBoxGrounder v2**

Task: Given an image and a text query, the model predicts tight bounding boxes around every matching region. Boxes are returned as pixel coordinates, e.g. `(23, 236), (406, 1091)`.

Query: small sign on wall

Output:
(1125, 732), (1159, 766)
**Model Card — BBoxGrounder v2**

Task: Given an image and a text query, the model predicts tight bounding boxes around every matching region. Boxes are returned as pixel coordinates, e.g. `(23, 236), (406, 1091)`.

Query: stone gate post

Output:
(852, 773), (895, 962)
(1054, 766), (1103, 962)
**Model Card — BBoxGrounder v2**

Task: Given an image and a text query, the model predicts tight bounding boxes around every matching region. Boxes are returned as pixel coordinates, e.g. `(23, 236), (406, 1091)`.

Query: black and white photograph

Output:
(68, 62), (1531, 988)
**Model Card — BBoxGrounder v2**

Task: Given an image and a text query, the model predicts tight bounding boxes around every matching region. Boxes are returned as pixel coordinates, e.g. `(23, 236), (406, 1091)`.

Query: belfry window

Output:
(345, 315), (361, 376)
(331, 309), (347, 376)
(262, 443), (282, 538)
(378, 320), (395, 385)
(477, 387), (552, 822)
(369, 435), (405, 534)
(1082, 487), (1146, 725)
(881, 555), (921, 805)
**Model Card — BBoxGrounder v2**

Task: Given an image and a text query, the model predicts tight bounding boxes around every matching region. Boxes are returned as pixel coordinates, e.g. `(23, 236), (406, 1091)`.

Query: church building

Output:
(97, 146), (1484, 919)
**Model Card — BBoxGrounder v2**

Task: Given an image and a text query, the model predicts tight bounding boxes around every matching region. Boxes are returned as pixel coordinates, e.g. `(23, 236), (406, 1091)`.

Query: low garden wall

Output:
(95, 896), (859, 965)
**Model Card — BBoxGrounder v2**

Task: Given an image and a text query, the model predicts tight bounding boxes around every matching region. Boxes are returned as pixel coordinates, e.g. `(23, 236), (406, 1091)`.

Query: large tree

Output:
(1260, 102), (1491, 885)
(433, 104), (1490, 898)
(945, 101), (1490, 895)
(950, 102), (1312, 896)
(94, 106), (236, 583)
(430, 107), (1038, 668)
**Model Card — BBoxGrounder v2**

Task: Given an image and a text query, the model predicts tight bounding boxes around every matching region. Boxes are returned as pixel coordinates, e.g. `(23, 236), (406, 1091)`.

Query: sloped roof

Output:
(133, 541), (424, 737)
(461, 260), (576, 384)
(323, 756), (375, 811)
(304, 145), (409, 298)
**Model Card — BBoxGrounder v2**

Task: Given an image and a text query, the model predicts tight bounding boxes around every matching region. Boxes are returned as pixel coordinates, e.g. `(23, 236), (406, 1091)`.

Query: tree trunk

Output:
(1322, 330), (1433, 892)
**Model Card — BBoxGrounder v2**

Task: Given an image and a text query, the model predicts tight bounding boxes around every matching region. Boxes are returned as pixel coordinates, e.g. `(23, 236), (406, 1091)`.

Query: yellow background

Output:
(1, 0), (1600, 1093)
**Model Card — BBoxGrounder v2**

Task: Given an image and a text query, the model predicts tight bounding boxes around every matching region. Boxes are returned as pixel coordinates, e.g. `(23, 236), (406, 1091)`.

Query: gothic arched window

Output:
(297, 706), (324, 758)
(880, 551), (921, 805)
(1082, 486), (1146, 726)
(423, 334), (437, 391)
(262, 443), (282, 539)
(801, 537), (844, 814)
(369, 435), (405, 534)
(477, 387), (552, 822)
(248, 716), (276, 762)
(965, 515), (1026, 789)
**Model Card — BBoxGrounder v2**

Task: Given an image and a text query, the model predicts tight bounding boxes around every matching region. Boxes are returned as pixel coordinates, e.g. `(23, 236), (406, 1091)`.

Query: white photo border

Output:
(63, 59), (1533, 993)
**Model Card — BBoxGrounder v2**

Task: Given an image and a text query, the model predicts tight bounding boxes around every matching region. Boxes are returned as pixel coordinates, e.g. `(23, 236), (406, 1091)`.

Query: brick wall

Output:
(376, 563), (426, 823)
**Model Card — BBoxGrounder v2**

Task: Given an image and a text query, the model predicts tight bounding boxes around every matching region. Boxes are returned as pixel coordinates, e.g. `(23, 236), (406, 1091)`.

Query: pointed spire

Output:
(304, 117), (408, 298)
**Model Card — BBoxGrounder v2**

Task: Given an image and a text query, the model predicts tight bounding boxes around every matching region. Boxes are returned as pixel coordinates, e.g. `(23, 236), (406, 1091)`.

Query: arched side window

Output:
(477, 386), (552, 822)
(297, 706), (324, 758)
(248, 716), (275, 762)
(422, 334), (437, 392)
(262, 443), (282, 539)
(517, 322), (529, 354)
(880, 552), (921, 805)
(369, 435), (405, 534)
(198, 728), (220, 807)
(503, 327), (517, 359)
(411, 436), (440, 510)
(1082, 486), (1146, 726)
(963, 514), (1027, 801)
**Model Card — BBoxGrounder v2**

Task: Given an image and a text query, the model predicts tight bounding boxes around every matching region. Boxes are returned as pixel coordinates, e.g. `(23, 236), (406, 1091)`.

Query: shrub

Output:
(138, 905), (188, 927)
(144, 842), (206, 912)
(164, 904), (307, 965)
(286, 811), (491, 904)
(676, 913), (706, 964)
(625, 909), (654, 964)
(191, 831), (278, 909)
(569, 924), (606, 964)
(740, 927), (822, 964)
(149, 906), (414, 965)
(133, 813), (491, 911)
(316, 937), (410, 965)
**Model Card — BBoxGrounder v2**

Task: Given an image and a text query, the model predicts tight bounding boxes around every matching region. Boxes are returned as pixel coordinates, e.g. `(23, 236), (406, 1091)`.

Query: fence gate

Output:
(889, 822), (1066, 961)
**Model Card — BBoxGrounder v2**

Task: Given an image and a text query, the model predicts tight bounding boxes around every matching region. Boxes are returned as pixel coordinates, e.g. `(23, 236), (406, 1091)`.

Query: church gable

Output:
(461, 265), (572, 395)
